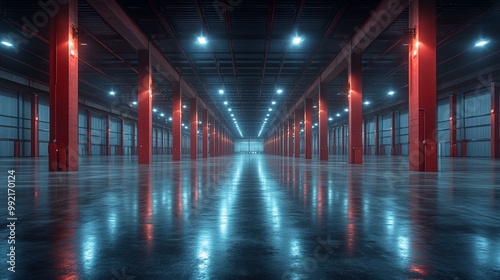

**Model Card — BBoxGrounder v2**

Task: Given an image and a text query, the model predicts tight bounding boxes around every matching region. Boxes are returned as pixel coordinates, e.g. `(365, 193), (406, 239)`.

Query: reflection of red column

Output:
(346, 170), (360, 255)
(409, 0), (437, 171)
(294, 110), (301, 157)
(319, 82), (329, 160)
(202, 109), (208, 158)
(49, 0), (78, 171)
(50, 180), (78, 279)
(138, 50), (152, 164)
(304, 98), (313, 159)
(449, 94), (457, 157)
(139, 166), (154, 253)
(172, 82), (182, 161)
(190, 98), (198, 159)
(375, 115), (379, 155)
(491, 83), (499, 158)
(31, 95), (39, 157)
(348, 51), (363, 164)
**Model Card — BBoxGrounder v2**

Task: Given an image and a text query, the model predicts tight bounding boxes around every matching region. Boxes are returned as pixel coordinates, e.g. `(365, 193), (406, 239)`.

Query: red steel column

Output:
(304, 98), (313, 159)
(449, 94), (457, 157)
(137, 49), (152, 164)
(31, 94), (39, 157)
(202, 109), (208, 158)
(409, 0), (437, 171)
(172, 82), (182, 161)
(49, 0), (78, 171)
(190, 98), (198, 159)
(294, 110), (301, 157)
(319, 82), (329, 160)
(288, 119), (294, 157)
(374, 115), (379, 155)
(492, 83), (499, 158)
(348, 51), (363, 164)
(106, 115), (111, 156)
(391, 112), (396, 155)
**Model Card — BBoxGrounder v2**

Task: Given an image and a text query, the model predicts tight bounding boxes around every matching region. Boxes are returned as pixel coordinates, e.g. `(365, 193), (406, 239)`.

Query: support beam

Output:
(492, 82), (499, 158)
(190, 98), (198, 159)
(450, 94), (457, 157)
(319, 82), (329, 160)
(304, 98), (313, 159)
(49, 0), (78, 171)
(137, 49), (152, 164)
(295, 109), (301, 158)
(31, 94), (39, 157)
(348, 51), (363, 164)
(172, 82), (182, 161)
(408, 0), (437, 171)
(202, 109), (208, 158)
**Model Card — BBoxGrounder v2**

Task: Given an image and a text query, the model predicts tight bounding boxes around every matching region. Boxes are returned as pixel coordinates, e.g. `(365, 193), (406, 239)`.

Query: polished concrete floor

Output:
(1, 154), (499, 280)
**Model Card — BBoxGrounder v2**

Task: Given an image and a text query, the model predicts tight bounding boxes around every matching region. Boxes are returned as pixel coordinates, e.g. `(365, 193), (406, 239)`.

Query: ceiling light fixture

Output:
(474, 39), (489, 47)
(388, 91), (395, 96)
(277, 89), (283, 94)
(109, 91), (115, 96)
(292, 36), (302, 45)
(219, 89), (224, 94)
(364, 101), (370, 105)
(1, 41), (13, 47)
(197, 36), (207, 44)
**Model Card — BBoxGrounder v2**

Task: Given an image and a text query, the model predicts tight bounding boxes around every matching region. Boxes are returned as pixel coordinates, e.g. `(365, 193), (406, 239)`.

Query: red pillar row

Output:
(450, 94), (457, 157)
(190, 98), (198, 159)
(31, 95), (39, 157)
(348, 51), (363, 164)
(319, 82), (328, 161)
(491, 83), (499, 159)
(49, 0), (78, 171)
(304, 98), (313, 159)
(137, 49), (152, 164)
(408, 0), (437, 171)
(172, 82), (182, 161)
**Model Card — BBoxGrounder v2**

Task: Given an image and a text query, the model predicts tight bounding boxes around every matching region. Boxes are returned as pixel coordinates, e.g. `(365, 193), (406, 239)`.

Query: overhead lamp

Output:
(169, 117), (172, 121)
(344, 108), (349, 112)
(336, 113), (340, 117)
(277, 89), (283, 94)
(292, 36), (302, 45)
(388, 91), (395, 96)
(269, 108), (272, 111)
(197, 36), (207, 44)
(1, 41), (13, 47)
(132, 101), (137, 105)
(153, 108), (157, 112)
(219, 89), (224, 94)
(364, 101), (371, 105)
(265, 118), (268, 121)
(228, 108), (232, 111)
(109, 91), (115, 96)
(266, 114), (270, 117)
(315, 123), (318, 126)
(199, 121), (202, 124)
(271, 101), (276, 105)
(231, 114), (234, 117)
(183, 105), (187, 108)
(329, 117), (333, 121)
(160, 113), (165, 117)
(313, 105), (317, 108)
(474, 39), (489, 47)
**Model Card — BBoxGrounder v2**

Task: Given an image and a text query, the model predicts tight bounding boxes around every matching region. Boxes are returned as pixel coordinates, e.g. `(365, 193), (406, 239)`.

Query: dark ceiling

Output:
(0, 0), (499, 138)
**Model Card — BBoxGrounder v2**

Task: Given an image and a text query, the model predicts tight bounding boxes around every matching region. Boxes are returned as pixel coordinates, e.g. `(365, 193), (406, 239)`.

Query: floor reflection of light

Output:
(220, 203), (228, 235)
(108, 211), (117, 239)
(386, 211), (394, 235)
(474, 235), (489, 264)
(82, 222), (97, 273)
(291, 239), (301, 257)
(197, 235), (211, 277)
(398, 235), (410, 260)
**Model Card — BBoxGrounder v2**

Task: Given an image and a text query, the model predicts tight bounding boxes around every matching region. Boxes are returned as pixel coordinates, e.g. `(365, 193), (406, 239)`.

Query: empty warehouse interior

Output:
(0, 0), (499, 279)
